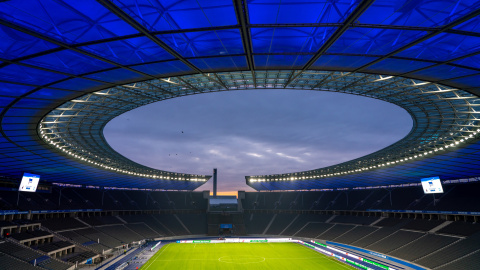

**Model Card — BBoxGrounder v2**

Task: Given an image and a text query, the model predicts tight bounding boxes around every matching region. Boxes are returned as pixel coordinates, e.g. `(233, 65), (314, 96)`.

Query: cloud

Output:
(276, 152), (304, 163)
(104, 90), (412, 193)
(246, 153), (263, 158)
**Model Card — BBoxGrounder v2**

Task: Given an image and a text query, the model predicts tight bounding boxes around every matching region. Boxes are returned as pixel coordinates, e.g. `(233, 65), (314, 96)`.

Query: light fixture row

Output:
(249, 130), (480, 183)
(38, 125), (207, 182)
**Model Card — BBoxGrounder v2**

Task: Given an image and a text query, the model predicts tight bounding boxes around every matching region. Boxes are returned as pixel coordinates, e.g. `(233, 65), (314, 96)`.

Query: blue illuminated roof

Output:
(1, 0), (480, 190)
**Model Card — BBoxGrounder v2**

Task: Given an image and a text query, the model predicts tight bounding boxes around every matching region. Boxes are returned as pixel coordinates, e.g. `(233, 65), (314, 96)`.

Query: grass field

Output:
(141, 242), (355, 269)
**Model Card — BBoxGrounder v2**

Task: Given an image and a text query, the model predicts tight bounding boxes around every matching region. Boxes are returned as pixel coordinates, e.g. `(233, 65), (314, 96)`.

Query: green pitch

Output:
(141, 242), (355, 269)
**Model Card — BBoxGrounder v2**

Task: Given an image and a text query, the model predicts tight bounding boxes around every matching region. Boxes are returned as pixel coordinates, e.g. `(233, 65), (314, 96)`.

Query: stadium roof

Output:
(1, 0), (480, 190)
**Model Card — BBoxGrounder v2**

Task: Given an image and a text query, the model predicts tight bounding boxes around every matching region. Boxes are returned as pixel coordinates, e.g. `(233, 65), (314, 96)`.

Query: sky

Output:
(104, 90), (412, 195)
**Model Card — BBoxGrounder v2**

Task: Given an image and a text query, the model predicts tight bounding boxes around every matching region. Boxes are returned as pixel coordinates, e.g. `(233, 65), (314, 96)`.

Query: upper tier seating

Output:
(437, 221), (480, 236)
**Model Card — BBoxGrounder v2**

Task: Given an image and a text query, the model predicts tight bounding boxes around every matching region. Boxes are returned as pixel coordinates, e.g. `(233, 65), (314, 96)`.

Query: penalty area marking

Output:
(218, 256), (265, 264)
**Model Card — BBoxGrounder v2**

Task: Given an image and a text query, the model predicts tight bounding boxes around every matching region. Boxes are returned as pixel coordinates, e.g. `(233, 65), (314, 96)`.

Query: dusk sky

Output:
(104, 90), (412, 195)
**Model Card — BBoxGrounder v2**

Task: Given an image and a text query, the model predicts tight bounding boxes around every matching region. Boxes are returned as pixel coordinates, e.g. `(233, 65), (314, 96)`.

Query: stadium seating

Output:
(374, 218), (406, 227)
(435, 251), (480, 270)
(36, 241), (74, 253)
(71, 228), (123, 249)
(176, 213), (207, 235)
(332, 226), (379, 244)
(436, 221), (480, 236)
(389, 234), (459, 261)
(415, 232), (480, 269)
(0, 241), (43, 262)
(318, 224), (356, 240)
(124, 223), (160, 239)
(37, 218), (87, 232)
(78, 216), (122, 226)
(0, 253), (40, 270)
(65, 251), (97, 264)
(243, 213), (275, 235)
(295, 223), (334, 238)
(265, 214), (297, 235)
(401, 218), (445, 231)
(352, 227), (398, 247)
(1, 183), (480, 270)
(95, 225), (143, 244)
(366, 230), (424, 253)
(330, 215), (377, 225)
(120, 214), (170, 236)
(37, 258), (72, 270)
(154, 214), (190, 235)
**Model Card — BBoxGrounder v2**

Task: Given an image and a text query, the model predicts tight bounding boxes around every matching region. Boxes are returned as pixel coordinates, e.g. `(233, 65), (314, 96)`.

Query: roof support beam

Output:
(356, 8), (480, 72)
(283, 0), (375, 87)
(233, 0), (257, 88)
(96, 0), (228, 90)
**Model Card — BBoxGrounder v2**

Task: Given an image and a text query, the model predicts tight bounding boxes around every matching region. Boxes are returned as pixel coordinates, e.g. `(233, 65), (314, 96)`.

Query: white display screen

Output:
(421, 176), (443, 194)
(19, 173), (40, 192)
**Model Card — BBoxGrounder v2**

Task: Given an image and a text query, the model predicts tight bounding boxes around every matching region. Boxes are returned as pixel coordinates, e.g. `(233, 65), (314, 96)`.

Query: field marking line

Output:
(143, 244), (170, 270)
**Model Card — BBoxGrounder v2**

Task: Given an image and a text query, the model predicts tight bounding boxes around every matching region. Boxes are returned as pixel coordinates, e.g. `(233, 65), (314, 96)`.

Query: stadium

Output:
(1, 0), (480, 269)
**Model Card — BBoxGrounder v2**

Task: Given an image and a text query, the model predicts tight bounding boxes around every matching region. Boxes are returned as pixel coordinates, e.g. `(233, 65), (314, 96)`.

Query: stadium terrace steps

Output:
(415, 232), (480, 269)
(436, 221), (480, 236)
(0, 238), (72, 270)
(72, 228), (123, 249)
(389, 234), (459, 261)
(295, 222), (334, 238)
(373, 218), (406, 227)
(429, 220), (453, 233)
(351, 227), (397, 247)
(387, 233), (429, 254)
(150, 215), (176, 236)
(332, 226), (379, 244)
(124, 223), (160, 239)
(37, 257), (72, 270)
(402, 219), (445, 232)
(38, 218), (87, 232)
(0, 253), (41, 270)
(280, 214), (332, 236)
(58, 231), (92, 248)
(243, 213), (274, 235)
(413, 237), (462, 263)
(317, 224), (356, 240)
(435, 249), (480, 270)
(0, 240), (44, 262)
(265, 213), (297, 235)
(330, 215), (377, 225)
(153, 214), (189, 236)
(262, 213), (278, 234)
(73, 218), (91, 227)
(279, 214), (300, 235)
(366, 230), (425, 253)
(370, 217), (385, 226)
(325, 215), (336, 223)
(79, 216), (122, 226)
(176, 213), (207, 235)
(10, 230), (52, 241)
(65, 251), (97, 264)
(120, 215), (169, 236)
(37, 241), (74, 253)
(96, 225), (144, 244)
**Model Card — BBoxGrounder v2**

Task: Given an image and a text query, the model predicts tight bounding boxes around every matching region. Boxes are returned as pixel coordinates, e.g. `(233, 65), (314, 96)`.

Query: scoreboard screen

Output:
(421, 176), (443, 194)
(19, 173), (40, 192)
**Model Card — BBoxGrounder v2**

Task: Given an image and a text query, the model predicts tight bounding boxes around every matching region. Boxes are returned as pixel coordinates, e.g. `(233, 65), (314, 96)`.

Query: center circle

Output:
(218, 255), (266, 264)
